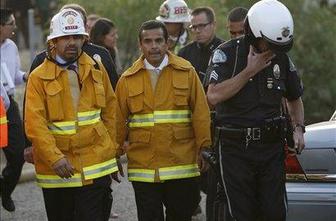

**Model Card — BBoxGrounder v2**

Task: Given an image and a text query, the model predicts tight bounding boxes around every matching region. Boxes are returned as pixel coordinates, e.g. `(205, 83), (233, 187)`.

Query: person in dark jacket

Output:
(178, 6), (223, 85)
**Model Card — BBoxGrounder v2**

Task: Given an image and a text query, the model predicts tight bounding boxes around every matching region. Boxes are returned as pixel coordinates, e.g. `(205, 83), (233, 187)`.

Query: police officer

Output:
(206, 1), (305, 220)
(226, 7), (248, 39)
(178, 6), (223, 85)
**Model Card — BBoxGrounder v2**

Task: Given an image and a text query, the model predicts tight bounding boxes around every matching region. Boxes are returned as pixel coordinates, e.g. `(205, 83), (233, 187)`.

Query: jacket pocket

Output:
(92, 69), (106, 108)
(127, 129), (152, 166)
(171, 126), (195, 163)
(127, 81), (144, 113)
(54, 135), (70, 151)
(93, 123), (115, 161)
(173, 72), (189, 106)
(45, 81), (64, 121)
(173, 126), (194, 141)
(129, 129), (151, 143)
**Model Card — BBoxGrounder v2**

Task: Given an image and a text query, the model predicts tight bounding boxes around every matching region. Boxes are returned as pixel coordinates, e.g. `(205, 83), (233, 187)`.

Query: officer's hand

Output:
(293, 129), (305, 154)
(246, 46), (275, 77)
(198, 149), (210, 173)
(52, 157), (74, 179)
(24, 146), (34, 164)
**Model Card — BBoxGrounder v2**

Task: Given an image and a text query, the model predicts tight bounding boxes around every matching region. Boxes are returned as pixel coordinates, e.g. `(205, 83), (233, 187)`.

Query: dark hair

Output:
(191, 7), (216, 23)
(227, 7), (248, 22)
(90, 18), (116, 46)
(61, 4), (87, 25)
(138, 20), (168, 42)
(0, 8), (13, 26)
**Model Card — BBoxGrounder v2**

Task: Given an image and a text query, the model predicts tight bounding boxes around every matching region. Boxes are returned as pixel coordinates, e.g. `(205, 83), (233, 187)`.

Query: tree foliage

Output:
(60, 0), (336, 124)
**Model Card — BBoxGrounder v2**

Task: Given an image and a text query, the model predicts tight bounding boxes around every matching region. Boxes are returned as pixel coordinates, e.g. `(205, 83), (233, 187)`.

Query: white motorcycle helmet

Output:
(245, 0), (294, 53)
(47, 8), (88, 41)
(156, 0), (191, 24)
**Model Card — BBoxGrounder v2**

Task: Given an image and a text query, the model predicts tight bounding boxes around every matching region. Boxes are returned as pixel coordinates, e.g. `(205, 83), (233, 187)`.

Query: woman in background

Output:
(90, 18), (122, 74)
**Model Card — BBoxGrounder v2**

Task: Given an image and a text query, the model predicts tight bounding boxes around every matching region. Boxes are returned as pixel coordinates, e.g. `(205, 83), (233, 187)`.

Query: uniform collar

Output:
(40, 52), (95, 80)
(144, 54), (168, 72)
(123, 51), (193, 77)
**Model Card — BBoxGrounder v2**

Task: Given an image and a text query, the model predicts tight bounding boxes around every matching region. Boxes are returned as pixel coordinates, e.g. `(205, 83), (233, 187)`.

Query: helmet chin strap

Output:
(46, 46), (83, 67)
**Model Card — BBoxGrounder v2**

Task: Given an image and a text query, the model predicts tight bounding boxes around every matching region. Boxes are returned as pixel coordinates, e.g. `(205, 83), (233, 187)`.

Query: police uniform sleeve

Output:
(284, 56), (303, 101)
(204, 47), (233, 87)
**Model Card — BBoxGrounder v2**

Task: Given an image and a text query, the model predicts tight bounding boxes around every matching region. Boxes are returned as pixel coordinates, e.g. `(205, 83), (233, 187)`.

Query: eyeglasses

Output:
(189, 22), (211, 31)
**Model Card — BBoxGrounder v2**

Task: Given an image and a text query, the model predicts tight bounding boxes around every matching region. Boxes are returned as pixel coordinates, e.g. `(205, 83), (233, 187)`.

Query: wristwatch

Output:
(294, 123), (306, 133)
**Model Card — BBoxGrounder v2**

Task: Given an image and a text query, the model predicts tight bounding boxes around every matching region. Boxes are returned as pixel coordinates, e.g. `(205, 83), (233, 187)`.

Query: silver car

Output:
(286, 111), (336, 221)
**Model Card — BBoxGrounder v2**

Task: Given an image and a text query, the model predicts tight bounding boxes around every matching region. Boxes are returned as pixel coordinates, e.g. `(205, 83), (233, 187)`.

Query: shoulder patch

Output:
(212, 49), (227, 64)
(93, 54), (102, 62)
(209, 70), (218, 81)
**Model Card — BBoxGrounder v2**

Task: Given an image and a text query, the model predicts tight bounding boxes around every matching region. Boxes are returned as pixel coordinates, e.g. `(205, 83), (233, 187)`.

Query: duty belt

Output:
(217, 117), (286, 145)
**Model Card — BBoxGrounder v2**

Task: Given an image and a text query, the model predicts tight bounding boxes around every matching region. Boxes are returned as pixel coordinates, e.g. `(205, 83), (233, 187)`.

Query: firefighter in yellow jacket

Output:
(25, 9), (120, 221)
(115, 20), (211, 221)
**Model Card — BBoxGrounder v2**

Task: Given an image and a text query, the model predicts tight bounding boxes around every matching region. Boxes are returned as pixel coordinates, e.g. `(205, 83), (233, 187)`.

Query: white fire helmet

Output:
(156, 0), (191, 24)
(47, 8), (88, 41)
(246, 0), (294, 53)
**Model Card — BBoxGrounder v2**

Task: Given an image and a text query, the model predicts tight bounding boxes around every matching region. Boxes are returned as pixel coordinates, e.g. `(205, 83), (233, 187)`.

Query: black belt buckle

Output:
(252, 128), (261, 140)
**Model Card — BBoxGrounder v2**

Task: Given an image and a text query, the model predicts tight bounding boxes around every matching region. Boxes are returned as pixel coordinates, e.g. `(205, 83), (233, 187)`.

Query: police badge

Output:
(273, 64), (280, 79)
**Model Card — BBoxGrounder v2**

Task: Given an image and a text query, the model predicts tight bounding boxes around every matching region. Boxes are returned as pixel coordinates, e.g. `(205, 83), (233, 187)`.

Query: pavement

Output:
(0, 161), (206, 221)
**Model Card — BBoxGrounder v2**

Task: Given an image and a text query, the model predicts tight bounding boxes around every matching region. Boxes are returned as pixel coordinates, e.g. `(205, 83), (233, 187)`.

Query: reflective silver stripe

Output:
(128, 169), (155, 182)
(159, 164), (200, 180)
(129, 113), (154, 126)
(48, 121), (76, 135)
(129, 110), (191, 127)
(36, 174), (82, 188)
(219, 139), (234, 218)
(78, 110), (101, 126)
(83, 158), (118, 180)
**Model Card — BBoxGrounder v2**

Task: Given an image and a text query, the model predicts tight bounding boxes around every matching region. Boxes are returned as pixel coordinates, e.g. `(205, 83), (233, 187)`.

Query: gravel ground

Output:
(0, 163), (206, 221)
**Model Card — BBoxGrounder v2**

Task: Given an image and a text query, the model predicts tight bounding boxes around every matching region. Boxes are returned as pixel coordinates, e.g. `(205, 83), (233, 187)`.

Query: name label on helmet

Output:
(174, 6), (188, 15)
(65, 25), (78, 30)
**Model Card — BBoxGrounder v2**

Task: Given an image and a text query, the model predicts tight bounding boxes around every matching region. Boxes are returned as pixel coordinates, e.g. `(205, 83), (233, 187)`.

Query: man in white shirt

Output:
(0, 8), (27, 212)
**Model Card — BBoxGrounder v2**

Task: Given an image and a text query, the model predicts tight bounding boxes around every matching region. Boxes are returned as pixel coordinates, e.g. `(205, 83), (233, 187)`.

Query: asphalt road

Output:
(0, 164), (206, 221)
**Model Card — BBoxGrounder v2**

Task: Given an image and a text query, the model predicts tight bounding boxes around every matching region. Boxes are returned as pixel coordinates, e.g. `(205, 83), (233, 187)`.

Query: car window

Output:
(330, 110), (336, 121)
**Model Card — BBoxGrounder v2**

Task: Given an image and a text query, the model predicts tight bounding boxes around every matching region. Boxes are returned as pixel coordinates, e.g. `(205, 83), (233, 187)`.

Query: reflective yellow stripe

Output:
(128, 169), (155, 182)
(83, 158), (118, 180)
(128, 113), (154, 127)
(36, 173), (82, 188)
(0, 116), (7, 124)
(48, 110), (102, 134)
(48, 121), (76, 135)
(159, 164), (200, 180)
(154, 110), (191, 123)
(128, 110), (191, 128)
(78, 109), (101, 126)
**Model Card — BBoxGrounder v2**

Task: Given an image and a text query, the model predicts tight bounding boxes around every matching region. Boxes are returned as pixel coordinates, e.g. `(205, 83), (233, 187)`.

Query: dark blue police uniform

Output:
(205, 36), (303, 221)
